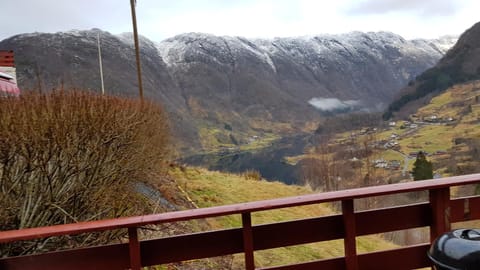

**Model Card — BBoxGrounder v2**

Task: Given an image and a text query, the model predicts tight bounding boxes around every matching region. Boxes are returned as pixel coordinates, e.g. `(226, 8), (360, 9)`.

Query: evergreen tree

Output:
(411, 151), (433, 180)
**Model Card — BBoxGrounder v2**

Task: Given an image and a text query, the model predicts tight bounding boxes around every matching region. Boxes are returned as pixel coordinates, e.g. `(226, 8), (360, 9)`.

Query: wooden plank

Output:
(258, 257), (344, 270)
(140, 228), (244, 265)
(253, 215), (343, 250)
(0, 244), (129, 270)
(0, 51), (14, 67)
(356, 203), (431, 235)
(0, 242), (432, 270)
(451, 196), (480, 222)
(358, 244), (431, 270)
(0, 61), (15, 67)
(259, 245), (431, 270)
(141, 216), (342, 266)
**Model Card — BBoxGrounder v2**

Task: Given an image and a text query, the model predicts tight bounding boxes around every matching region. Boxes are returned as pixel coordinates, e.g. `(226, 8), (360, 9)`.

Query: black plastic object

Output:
(428, 229), (480, 270)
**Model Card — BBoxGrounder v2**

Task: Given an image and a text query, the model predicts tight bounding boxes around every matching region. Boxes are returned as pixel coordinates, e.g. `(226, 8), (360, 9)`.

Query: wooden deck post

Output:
(128, 227), (142, 270)
(242, 212), (255, 270)
(342, 199), (358, 270)
(429, 188), (451, 241)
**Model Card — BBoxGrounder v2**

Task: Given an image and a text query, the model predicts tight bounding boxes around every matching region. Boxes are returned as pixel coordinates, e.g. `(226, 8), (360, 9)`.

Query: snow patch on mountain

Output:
(427, 35), (458, 53)
(234, 37), (277, 72)
(155, 38), (188, 67)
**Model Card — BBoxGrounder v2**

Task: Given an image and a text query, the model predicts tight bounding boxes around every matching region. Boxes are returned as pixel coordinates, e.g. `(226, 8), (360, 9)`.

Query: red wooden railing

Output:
(1, 173), (480, 269)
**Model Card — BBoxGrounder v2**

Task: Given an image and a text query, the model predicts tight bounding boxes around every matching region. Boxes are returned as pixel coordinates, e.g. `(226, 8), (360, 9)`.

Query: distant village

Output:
(335, 113), (454, 175)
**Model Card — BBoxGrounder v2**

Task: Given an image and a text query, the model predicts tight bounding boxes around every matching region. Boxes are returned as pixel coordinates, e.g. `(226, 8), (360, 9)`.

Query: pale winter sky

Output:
(1, 0), (478, 41)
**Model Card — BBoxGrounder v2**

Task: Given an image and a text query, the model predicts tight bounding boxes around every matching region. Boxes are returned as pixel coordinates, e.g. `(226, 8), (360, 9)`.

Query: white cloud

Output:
(308, 97), (361, 112)
(346, 0), (460, 16)
(0, 0), (479, 41)
(0, 0), (131, 39)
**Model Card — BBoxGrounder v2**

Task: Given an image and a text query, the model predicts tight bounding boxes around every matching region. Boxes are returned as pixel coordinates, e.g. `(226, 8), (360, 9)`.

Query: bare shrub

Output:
(0, 90), (170, 256)
(243, 169), (262, 181)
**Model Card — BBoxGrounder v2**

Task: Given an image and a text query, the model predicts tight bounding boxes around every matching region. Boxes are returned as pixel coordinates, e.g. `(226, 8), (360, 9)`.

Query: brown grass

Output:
(242, 169), (262, 181)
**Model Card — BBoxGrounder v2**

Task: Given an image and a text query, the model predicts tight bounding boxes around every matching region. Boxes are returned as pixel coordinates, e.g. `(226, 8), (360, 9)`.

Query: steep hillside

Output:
(385, 22), (480, 119)
(0, 30), (455, 153)
(167, 166), (397, 268)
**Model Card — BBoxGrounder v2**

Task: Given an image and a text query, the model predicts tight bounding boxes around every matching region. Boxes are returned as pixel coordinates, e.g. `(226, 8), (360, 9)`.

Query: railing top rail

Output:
(2, 173), (480, 243)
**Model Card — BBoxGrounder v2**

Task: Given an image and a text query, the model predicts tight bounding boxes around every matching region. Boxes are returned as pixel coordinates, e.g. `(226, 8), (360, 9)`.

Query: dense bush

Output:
(0, 91), (170, 256)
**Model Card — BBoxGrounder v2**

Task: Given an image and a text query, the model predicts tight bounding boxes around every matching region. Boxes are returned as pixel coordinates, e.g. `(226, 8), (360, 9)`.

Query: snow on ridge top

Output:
(156, 38), (188, 67)
(64, 29), (88, 37)
(57, 28), (105, 38)
(157, 32), (226, 67)
(163, 32), (229, 43)
(9, 29), (116, 43)
(116, 32), (158, 47)
(151, 30), (458, 69)
(116, 32), (133, 44)
(157, 32), (278, 71)
(426, 36), (458, 54)
(10, 32), (44, 39)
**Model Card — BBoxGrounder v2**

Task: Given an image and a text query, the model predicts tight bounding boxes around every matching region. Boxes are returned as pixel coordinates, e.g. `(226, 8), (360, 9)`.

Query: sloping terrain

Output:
(166, 166), (398, 268)
(385, 21), (480, 119)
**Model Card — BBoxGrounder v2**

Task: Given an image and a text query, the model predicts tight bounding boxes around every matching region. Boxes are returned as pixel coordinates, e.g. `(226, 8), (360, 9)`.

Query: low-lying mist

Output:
(308, 97), (362, 112)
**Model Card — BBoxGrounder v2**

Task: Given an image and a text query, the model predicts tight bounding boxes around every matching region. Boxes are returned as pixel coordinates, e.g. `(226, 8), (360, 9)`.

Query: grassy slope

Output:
(170, 167), (397, 268)
(406, 82), (480, 173)
(369, 82), (480, 177)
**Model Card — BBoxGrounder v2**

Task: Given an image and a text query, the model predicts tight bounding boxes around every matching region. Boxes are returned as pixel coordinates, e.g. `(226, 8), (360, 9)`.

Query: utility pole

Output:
(130, 0), (144, 100)
(97, 32), (105, 95)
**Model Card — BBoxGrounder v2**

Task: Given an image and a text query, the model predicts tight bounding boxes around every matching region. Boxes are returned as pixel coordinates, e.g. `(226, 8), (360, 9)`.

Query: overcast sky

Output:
(1, 0), (478, 41)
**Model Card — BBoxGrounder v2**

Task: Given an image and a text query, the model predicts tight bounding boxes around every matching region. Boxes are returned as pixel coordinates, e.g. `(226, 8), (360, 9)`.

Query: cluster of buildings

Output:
(373, 159), (401, 170)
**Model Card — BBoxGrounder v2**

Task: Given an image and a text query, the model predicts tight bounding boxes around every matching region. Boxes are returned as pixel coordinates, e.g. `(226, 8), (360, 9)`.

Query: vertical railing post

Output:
(429, 188), (451, 241)
(128, 227), (142, 270)
(342, 199), (359, 270)
(242, 212), (255, 270)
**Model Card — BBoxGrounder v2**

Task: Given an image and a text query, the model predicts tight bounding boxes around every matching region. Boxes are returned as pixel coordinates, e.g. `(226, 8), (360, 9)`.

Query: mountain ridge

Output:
(0, 29), (456, 153)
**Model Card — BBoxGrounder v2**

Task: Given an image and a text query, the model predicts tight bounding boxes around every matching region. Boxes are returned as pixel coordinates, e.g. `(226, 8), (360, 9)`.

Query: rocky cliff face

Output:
(0, 30), (456, 153)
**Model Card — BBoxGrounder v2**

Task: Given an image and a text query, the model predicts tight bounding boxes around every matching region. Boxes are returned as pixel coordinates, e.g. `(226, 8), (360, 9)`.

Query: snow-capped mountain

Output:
(0, 30), (456, 152)
(156, 31), (455, 111)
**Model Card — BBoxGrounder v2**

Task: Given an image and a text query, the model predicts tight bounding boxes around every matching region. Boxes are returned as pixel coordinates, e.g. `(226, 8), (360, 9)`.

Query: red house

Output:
(0, 50), (20, 96)
(0, 72), (20, 96)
